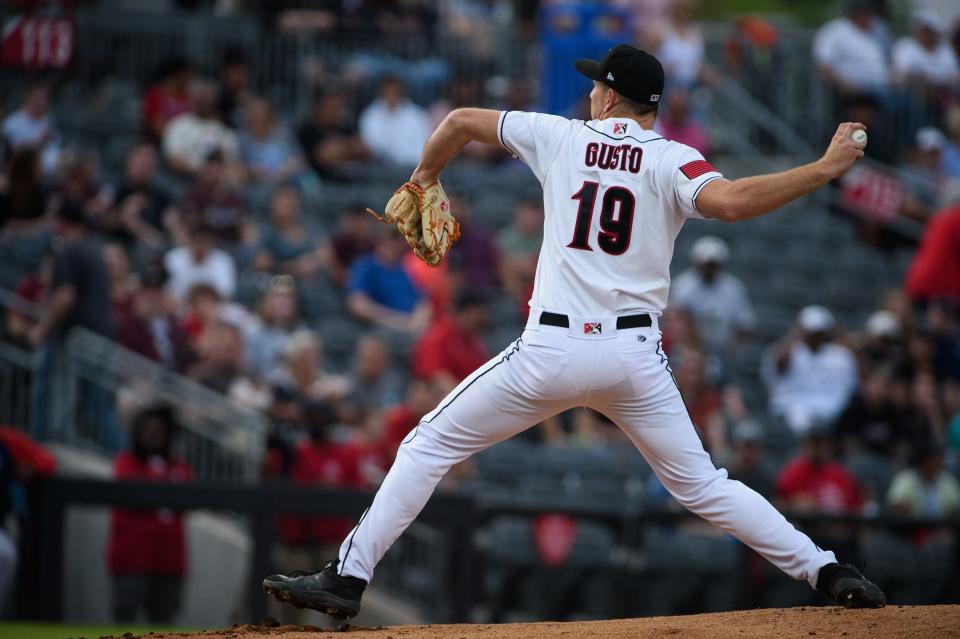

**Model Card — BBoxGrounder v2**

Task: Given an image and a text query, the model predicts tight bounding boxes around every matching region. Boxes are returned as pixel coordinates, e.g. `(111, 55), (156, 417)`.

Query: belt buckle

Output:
(583, 322), (602, 335)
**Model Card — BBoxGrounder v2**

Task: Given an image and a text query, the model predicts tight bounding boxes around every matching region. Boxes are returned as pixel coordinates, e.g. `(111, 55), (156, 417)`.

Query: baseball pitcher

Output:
(264, 44), (885, 619)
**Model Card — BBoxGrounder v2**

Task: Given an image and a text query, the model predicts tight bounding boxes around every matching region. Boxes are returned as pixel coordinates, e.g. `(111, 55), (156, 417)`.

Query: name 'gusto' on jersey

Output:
(584, 141), (643, 173)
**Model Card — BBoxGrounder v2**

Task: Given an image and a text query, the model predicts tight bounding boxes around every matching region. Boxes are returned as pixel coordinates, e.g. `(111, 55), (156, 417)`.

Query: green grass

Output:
(0, 622), (196, 639)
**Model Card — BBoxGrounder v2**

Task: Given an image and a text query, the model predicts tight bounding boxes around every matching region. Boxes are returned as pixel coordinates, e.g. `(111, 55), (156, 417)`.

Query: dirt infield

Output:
(98, 606), (960, 639)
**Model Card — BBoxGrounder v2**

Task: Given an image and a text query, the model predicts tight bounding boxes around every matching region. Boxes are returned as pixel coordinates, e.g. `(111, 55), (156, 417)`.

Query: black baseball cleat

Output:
(816, 562), (886, 608)
(263, 559), (367, 620)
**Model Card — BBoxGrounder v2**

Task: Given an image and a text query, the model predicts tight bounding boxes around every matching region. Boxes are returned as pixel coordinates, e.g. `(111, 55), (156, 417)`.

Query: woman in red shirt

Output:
(107, 405), (192, 623)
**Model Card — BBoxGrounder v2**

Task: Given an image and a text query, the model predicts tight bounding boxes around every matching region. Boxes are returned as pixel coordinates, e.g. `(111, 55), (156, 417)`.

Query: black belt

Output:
(539, 311), (652, 330)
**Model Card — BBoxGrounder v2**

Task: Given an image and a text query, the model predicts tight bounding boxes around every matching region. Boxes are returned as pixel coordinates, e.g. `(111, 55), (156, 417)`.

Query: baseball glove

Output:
(367, 181), (461, 267)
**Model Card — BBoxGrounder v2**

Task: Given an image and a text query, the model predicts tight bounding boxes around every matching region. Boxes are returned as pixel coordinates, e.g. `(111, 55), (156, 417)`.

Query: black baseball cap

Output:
(575, 44), (665, 107)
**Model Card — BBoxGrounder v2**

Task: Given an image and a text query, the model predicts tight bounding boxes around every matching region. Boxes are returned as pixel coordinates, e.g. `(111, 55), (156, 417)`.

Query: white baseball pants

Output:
(337, 310), (836, 588)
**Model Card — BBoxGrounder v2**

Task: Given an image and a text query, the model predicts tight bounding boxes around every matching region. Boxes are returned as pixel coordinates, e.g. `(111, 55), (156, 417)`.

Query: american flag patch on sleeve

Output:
(679, 160), (717, 179)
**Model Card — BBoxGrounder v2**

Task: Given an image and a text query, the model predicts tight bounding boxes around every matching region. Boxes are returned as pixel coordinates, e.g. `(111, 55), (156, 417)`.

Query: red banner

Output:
(2, 15), (74, 69)
(837, 163), (905, 223)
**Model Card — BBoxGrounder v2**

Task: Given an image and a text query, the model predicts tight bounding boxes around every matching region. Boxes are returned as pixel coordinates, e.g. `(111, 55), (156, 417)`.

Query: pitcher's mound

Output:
(120, 605), (960, 639)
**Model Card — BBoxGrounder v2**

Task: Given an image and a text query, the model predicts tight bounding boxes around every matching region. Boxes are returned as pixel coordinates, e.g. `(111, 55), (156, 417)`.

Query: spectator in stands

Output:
(412, 290), (491, 384)
(29, 200), (115, 347)
(163, 81), (240, 177)
(359, 76), (431, 167)
(56, 148), (113, 227)
(724, 420), (776, 499)
(344, 336), (404, 414)
(189, 319), (267, 408)
(142, 57), (193, 144)
(644, 0), (705, 89)
(328, 204), (376, 285)
(403, 244), (452, 315)
(267, 330), (350, 404)
(178, 150), (251, 246)
(103, 241), (138, 312)
(888, 444), (960, 517)
(180, 283), (223, 346)
(892, 11), (960, 88)
(253, 186), (326, 279)
(271, 400), (364, 625)
(447, 195), (500, 292)
(5, 248), (52, 347)
(245, 276), (303, 378)
(671, 236), (754, 366)
(163, 223), (237, 303)
(217, 47), (252, 129)
(375, 379), (442, 467)
(905, 199), (960, 305)
(654, 88), (710, 157)
(813, 1), (889, 95)
(107, 405), (192, 623)
(776, 426), (863, 514)
(239, 97), (309, 187)
(115, 262), (195, 373)
(901, 127), (947, 208)
(108, 144), (182, 248)
(297, 89), (371, 182)
(2, 80), (61, 177)
(497, 199), (543, 298)
(905, 370), (948, 452)
(836, 368), (909, 459)
(762, 306), (859, 437)
(29, 203), (119, 448)
(346, 231), (430, 333)
(0, 148), (49, 230)
(855, 309), (907, 375)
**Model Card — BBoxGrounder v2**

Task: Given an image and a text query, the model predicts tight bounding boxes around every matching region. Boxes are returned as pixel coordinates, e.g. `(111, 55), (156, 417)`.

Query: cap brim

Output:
(575, 59), (603, 82)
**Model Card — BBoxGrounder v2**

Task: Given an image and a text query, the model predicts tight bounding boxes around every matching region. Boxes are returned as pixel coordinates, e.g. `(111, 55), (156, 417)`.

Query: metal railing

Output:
(0, 287), (268, 482)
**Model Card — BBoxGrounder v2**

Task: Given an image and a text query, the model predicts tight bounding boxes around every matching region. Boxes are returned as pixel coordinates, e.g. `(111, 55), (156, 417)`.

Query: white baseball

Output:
(851, 129), (867, 147)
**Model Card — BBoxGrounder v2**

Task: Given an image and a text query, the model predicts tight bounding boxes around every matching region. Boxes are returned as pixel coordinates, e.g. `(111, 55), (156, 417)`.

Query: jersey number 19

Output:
(567, 181), (636, 255)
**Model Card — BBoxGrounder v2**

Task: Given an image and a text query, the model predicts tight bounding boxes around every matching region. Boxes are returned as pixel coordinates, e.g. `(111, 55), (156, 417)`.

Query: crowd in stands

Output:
(1, 0), (960, 621)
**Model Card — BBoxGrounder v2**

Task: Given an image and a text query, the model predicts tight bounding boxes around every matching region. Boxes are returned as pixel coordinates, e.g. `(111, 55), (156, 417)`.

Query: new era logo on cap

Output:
(575, 44), (665, 108)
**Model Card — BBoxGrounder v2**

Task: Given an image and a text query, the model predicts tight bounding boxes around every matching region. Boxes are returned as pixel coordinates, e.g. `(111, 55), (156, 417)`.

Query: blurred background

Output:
(0, 0), (959, 633)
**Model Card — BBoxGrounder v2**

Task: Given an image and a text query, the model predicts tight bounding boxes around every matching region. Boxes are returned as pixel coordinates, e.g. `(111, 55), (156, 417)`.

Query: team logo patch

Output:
(440, 201), (448, 212)
(584, 322), (602, 334)
(613, 122), (628, 135)
(680, 160), (718, 179)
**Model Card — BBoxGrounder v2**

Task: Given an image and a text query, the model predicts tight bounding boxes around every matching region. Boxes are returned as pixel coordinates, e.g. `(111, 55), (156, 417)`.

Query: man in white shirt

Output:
(359, 76), (431, 167)
(163, 224), (237, 303)
(813, 1), (890, 93)
(671, 235), (754, 363)
(2, 81), (61, 176)
(163, 81), (240, 176)
(762, 306), (859, 437)
(892, 11), (960, 87)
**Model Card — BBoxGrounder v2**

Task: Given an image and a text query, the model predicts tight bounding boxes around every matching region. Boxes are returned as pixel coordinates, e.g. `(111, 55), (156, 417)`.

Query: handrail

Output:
(0, 287), (268, 481)
(711, 76), (816, 160)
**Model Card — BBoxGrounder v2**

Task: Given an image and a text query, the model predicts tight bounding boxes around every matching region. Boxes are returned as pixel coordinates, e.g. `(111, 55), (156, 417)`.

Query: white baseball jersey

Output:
(497, 110), (724, 317)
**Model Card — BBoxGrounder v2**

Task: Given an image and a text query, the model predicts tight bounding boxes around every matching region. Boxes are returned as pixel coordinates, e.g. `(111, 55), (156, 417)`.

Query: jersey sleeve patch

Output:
(679, 160), (718, 180)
